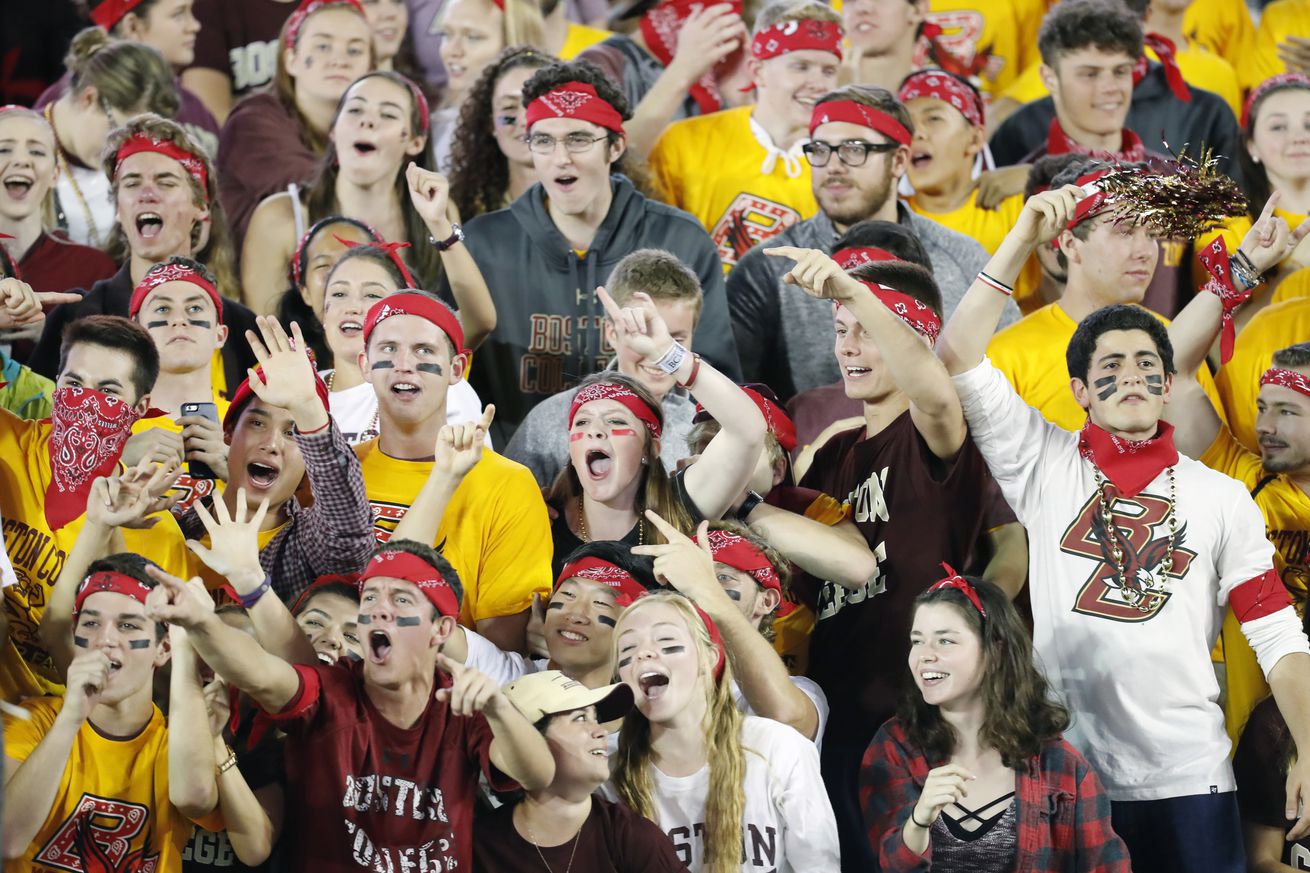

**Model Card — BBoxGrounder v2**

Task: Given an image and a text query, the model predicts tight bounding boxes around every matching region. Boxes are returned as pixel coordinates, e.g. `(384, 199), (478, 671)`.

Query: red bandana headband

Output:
(1261, 367), (1310, 399)
(1064, 168), (1117, 235)
(224, 361), (331, 432)
(692, 384), (796, 451)
(809, 100), (911, 145)
(74, 570), (153, 617)
(1242, 72), (1310, 130)
(292, 572), (360, 614)
(90, 0), (148, 29)
(926, 563), (986, 618)
(290, 219), (381, 287)
(569, 381), (663, 439)
(359, 550), (460, 617)
(335, 236), (418, 289)
(751, 19), (843, 62)
(114, 133), (209, 202)
(285, 0), (367, 51)
(833, 246), (899, 270)
(524, 82), (625, 136)
(556, 556), (648, 606)
(362, 291), (466, 356)
(897, 70), (984, 129)
(129, 262), (223, 320)
(696, 529), (782, 593)
(856, 281), (942, 344)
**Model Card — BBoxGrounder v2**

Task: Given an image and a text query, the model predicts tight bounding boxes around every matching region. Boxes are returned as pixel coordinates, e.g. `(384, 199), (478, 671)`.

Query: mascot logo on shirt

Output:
(1060, 487), (1196, 622)
(711, 196), (801, 266)
(35, 794), (158, 873)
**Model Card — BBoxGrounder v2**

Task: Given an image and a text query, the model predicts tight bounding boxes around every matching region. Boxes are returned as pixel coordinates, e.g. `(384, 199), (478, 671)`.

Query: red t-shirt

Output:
(15, 232), (117, 296)
(265, 660), (518, 873)
(473, 798), (690, 873)
(188, 0), (296, 97)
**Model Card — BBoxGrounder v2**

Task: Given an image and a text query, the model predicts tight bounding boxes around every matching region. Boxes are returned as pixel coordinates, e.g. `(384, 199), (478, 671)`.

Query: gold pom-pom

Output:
(1095, 147), (1248, 240)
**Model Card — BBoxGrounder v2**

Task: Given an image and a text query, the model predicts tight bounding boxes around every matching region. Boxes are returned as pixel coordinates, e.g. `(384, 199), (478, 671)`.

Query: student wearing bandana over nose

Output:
(938, 183), (1310, 873)
(0, 315), (192, 702)
(648, 0), (844, 270)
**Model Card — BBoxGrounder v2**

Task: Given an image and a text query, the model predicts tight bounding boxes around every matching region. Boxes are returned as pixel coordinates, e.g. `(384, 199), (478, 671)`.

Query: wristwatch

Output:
(735, 490), (765, 522)
(430, 223), (465, 251)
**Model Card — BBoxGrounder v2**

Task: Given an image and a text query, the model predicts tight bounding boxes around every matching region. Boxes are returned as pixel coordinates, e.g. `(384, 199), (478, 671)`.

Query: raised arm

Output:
(634, 512), (820, 740)
(167, 629), (220, 819)
(201, 678), (281, 866)
(145, 567), (302, 714)
(598, 286), (767, 520)
(745, 505), (878, 592)
(406, 163), (496, 350)
(936, 186), (1083, 376)
(765, 245), (965, 459)
(392, 406), (496, 548)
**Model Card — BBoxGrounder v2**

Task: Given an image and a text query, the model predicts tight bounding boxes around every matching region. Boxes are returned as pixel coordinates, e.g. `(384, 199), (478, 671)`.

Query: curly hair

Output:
(303, 72), (441, 287)
(449, 46), (554, 220)
(612, 591), (746, 873)
(101, 113), (238, 300)
(1038, 0), (1143, 68)
(900, 577), (1071, 769)
(1240, 77), (1310, 220)
(521, 60), (653, 189)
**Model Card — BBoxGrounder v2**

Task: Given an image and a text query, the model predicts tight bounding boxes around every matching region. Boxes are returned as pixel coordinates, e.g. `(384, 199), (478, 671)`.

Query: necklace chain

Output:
(576, 495), (644, 545)
(324, 370), (379, 441)
(522, 810), (583, 873)
(45, 105), (102, 247)
(1092, 463), (1178, 612)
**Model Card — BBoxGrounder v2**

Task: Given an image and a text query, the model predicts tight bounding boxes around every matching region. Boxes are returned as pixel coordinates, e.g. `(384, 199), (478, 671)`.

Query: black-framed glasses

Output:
(525, 132), (608, 155)
(802, 140), (899, 168)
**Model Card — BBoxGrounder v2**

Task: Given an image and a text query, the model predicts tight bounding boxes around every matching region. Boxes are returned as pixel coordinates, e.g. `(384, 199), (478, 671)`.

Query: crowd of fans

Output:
(1, 0), (1309, 870)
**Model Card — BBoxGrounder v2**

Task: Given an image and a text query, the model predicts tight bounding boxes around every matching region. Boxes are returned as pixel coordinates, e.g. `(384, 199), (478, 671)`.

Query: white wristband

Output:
(654, 340), (689, 374)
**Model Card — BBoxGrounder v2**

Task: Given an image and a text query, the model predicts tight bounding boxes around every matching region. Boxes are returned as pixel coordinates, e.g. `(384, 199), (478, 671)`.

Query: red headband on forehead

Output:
(696, 529), (782, 593)
(692, 384), (796, 451)
(809, 100), (911, 145)
(362, 291), (466, 356)
(569, 381), (663, 439)
(285, 0), (367, 50)
(525, 82), (626, 136)
(129, 262), (223, 320)
(1064, 168), (1117, 235)
(115, 133), (209, 201)
(290, 219), (380, 287)
(898, 70), (984, 129)
(833, 246), (899, 270)
(359, 550), (460, 617)
(224, 362), (331, 432)
(852, 281), (942, 344)
(292, 573), (361, 614)
(1242, 72), (1310, 130)
(335, 236), (418, 289)
(74, 570), (153, 617)
(90, 0), (148, 29)
(927, 562), (986, 618)
(556, 557), (647, 606)
(1261, 367), (1310, 399)
(751, 19), (843, 62)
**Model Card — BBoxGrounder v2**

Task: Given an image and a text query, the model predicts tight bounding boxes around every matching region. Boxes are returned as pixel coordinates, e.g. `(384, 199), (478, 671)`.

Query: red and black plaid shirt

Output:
(860, 717), (1131, 872)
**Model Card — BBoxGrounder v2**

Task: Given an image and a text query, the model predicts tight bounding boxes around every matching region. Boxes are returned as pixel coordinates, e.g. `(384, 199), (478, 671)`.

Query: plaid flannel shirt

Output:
(179, 420), (375, 601)
(860, 718), (1131, 873)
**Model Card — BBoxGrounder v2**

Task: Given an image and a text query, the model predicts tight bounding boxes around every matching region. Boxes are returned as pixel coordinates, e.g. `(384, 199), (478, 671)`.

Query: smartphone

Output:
(180, 401), (220, 480)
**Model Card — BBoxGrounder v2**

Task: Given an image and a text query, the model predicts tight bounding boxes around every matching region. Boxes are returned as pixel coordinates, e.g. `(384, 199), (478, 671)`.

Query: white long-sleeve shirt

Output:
(953, 359), (1309, 801)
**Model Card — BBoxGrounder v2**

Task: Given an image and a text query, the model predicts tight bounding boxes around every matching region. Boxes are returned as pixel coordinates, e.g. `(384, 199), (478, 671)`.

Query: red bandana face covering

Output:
(1046, 118), (1146, 164)
(1077, 419), (1179, 498)
(46, 387), (145, 530)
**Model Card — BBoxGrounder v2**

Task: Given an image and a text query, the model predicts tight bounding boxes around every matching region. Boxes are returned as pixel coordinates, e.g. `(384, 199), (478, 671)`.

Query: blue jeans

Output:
(1111, 791), (1245, 873)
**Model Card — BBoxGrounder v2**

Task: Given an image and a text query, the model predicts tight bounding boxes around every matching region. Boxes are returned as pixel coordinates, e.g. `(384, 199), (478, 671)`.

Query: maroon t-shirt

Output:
(1234, 697), (1310, 869)
(265, 660), (518, 873)
(15, 231), (116, 295)
(798, 411), (996, 738)
(474, 798), (690, 873)
(188, 0), (296, 98)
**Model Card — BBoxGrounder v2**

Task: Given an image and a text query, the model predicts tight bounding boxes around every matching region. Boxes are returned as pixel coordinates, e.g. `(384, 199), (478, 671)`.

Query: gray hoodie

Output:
(456, 175), (740, 446)
(725, 205), (1016, 400)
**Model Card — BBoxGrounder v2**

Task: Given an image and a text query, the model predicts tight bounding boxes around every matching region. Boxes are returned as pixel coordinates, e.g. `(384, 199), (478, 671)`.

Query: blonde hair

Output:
(612, 591), (747, 873)
(64, 26), (179, 117)
(753, 0), (842, 34)
(502, 0), (546, 48)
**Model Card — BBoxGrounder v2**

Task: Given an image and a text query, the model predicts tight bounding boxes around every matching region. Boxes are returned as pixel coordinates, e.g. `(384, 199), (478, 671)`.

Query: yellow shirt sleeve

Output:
(1185, 0), (1257, 73)
(2, 696), (59, 763)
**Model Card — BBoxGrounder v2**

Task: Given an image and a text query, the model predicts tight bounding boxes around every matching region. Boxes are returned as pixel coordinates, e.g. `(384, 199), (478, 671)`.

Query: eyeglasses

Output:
(802, 140), (899, 168)
(525, 132), (608, 155)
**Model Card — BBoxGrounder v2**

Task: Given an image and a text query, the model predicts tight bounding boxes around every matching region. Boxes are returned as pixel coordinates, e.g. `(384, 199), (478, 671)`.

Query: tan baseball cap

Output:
(504, 670), (634, 724)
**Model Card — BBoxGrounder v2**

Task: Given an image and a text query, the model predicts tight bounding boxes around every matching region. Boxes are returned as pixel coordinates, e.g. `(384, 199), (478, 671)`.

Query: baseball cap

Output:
(503, 670), (634, 724)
